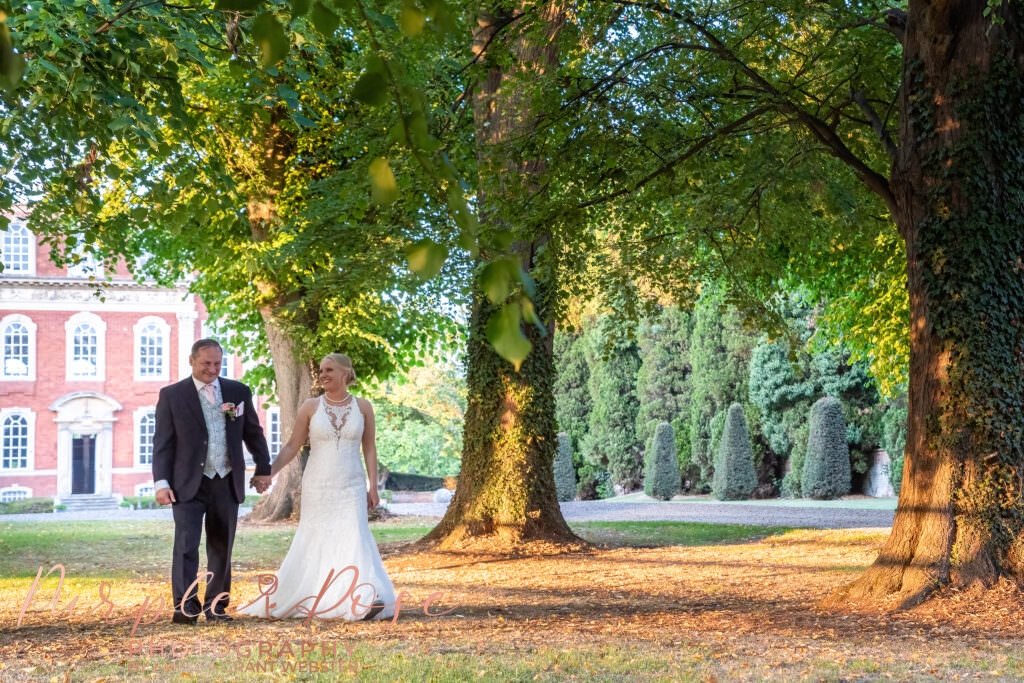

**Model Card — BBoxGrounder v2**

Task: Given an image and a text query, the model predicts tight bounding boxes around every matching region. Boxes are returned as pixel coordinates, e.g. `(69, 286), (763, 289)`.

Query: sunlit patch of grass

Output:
(29, 642), (721, 682)
(0, 520), (434, 580)
(570, 521), (793, 548)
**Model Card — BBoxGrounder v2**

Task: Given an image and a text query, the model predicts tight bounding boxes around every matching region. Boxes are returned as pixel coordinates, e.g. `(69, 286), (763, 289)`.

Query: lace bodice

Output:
(309, 395), (364, 449)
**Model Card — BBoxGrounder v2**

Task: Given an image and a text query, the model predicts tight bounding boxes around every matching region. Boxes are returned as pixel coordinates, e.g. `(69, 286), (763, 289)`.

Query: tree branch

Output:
(682, 17), (898, 216)
(576, 106), (771, 210)
(852, 88), (898, 161)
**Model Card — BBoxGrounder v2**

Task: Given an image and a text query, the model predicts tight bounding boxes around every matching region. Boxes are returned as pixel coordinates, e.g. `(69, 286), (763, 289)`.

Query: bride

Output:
(238, 353), (396, 621)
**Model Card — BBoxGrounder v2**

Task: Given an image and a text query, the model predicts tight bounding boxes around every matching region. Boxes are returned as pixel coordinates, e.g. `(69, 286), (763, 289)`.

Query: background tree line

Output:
(554, 282), (908, 501)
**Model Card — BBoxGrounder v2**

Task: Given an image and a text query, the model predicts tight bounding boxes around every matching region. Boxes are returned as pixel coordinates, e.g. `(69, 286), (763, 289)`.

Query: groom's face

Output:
(190, 347), (223, 384)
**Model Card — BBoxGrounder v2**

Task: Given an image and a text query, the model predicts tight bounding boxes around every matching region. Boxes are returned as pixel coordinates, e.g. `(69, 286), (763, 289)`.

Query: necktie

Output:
(202, 383), (216, 405)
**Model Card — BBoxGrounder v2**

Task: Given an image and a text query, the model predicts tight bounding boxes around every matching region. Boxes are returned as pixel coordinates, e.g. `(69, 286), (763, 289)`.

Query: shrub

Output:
(583, 317), (643, 491)
(635, 308), (694, 485)
(712, 404), (757, 500)
(688, 285), (759, 490)
(120, 496), (158, 510)
(801, 396), (851, 499)
(554, 432), (577, 502)
(0, 497), (55, 514)
(644, 422), (681, 501)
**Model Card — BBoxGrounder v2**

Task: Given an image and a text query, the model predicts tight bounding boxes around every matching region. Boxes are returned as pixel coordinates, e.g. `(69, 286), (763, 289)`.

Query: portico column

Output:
(177, 310), (198, 380)
(55, 424), (72, 503)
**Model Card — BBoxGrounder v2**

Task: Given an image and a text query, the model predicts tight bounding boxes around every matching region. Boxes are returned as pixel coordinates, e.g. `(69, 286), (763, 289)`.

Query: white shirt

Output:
(193, 376), (221, 400)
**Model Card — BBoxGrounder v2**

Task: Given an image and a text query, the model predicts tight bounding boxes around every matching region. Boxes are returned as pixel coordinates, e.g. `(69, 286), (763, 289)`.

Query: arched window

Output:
(136, 408), (156, 466)
(1, 314), (36, 381)
(1, 221), (34, 275)
(0, 485), (32, 502)
(1, 411), (32, 470)
(134, 317), (170, 381)
(65, 313), (105, 380)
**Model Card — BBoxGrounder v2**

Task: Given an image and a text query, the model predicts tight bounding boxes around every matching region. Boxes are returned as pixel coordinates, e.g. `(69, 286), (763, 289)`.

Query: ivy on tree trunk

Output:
(422, 1), (581, 549)
(826, 0), (1024, 608)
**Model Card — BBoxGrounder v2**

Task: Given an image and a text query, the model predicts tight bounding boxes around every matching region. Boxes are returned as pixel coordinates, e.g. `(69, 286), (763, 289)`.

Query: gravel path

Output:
(0, 501), (894, 529)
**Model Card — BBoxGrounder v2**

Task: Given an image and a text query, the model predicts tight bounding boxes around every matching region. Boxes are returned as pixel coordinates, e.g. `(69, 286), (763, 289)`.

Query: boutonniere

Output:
(222, 402), (240, 421)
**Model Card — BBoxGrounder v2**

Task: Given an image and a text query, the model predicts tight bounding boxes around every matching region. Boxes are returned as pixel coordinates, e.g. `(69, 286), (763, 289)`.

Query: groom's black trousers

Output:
(171, 473), (238, 616)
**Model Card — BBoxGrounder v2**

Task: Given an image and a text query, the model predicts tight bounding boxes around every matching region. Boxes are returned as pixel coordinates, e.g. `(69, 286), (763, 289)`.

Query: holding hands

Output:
(250, 475), (272, 494)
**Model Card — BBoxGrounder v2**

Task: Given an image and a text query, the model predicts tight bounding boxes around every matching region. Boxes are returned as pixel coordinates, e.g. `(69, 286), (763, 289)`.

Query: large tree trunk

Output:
(826, 0), (1024, 608)
(422, 2), (581, 550)
(247, 318), (317, 522)
(422, 287), (579, 548)
(233, 109), (321, 523)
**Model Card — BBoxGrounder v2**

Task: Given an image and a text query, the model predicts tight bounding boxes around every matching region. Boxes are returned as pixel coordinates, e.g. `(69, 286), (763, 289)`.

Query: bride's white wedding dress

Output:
(238, 395), (396, 620)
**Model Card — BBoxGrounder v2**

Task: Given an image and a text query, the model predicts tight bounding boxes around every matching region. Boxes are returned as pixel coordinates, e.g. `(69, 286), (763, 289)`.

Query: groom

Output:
(153, 338), (272, 624)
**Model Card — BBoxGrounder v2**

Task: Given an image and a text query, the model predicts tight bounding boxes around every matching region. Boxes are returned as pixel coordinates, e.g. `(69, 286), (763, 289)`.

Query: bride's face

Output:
(318, 359), (347, 391)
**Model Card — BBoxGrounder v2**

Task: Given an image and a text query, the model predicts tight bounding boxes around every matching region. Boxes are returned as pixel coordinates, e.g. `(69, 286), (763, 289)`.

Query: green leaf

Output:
(399, 2), (426, 36)
(480, 258), (519, 304)
(311, 1), (340, 35)
(107, 116), (133, 132)
(486, 303), (532, 371)
(291, 113), (317, 127)
(368, 156), (399, 204)
(352, 70), (388, 106)
(277, 83), (300, 104)
(214, 0), (263, 10)
(405, 238), (448, 279)
(291, 0), (312, 16)
(423, 0), (457, 34)
(252, 13), (289, 67)
(405, 111), (430, 149)
(519, 295), (546, 336)
(366, 8), (398, 31)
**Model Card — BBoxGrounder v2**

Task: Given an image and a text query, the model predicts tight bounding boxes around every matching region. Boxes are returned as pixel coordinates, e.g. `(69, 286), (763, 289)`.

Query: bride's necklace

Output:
(324, 392), (352, 406)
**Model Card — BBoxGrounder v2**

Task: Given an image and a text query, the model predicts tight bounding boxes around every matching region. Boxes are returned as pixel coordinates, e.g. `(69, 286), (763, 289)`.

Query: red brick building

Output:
(0, 210), (281, 508)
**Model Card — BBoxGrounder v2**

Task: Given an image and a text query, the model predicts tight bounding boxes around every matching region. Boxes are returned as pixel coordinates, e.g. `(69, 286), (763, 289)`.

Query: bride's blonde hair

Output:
(322, 353), (357, 385)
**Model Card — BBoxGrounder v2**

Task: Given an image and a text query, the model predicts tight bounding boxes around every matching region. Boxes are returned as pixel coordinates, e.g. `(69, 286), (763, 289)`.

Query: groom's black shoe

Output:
(205, 612), (234, 623)
(362, 601), (386, 621)
(172, 611), (198, 625)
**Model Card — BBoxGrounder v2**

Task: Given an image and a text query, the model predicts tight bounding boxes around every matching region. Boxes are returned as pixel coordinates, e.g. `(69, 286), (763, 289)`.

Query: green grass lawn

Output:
(572, 521), (791, 547)
(610, 492), (899, 510)
(0, 519), (789, 580)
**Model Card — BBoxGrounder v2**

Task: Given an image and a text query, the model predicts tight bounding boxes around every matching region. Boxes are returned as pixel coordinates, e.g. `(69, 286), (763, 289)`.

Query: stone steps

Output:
(59, 495), (121, 512)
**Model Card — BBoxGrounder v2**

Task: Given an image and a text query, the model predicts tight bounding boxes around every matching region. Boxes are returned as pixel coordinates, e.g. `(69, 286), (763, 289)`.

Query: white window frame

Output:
(134, 406), (157, 467)
(0, 485), (32, 502)
(219, 352), (233, 379)
(1, 220), (35, 275)
(0, 314), (36, 382)
(134, 483), (155, 497)
(65, 312), (106, 381)
(267, 407), (282, 459)
(0, 408), (35, 471)
(133, 316), (171, 381)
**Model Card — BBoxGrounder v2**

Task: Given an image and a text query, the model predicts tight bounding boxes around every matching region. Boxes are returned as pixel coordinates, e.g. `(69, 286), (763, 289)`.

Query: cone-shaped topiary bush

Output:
(712, 403), (757, 500)
(554, 432), (577, 502)
(801, 396), (851, 499)
(644, 422), (681, 501)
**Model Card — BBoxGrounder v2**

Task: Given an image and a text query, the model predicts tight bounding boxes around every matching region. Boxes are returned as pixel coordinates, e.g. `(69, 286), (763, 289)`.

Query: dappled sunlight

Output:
(2, 521), (1023, 680)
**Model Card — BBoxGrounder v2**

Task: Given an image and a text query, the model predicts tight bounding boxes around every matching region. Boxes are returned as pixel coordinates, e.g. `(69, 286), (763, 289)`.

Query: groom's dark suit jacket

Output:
(152, 377), (272, 504)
